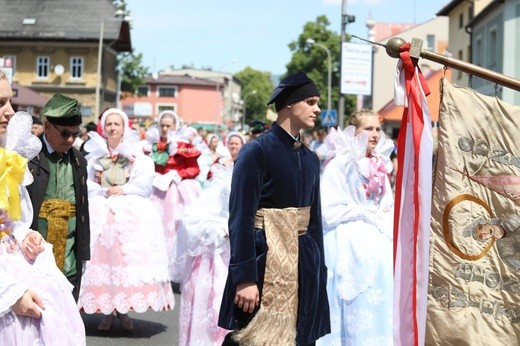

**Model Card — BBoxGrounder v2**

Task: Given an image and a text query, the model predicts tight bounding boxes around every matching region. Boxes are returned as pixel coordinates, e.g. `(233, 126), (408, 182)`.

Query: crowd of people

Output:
(0, 69), (396, 345)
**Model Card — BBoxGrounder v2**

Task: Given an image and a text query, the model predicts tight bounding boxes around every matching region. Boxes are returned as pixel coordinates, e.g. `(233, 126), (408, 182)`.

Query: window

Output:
(457, 50), (463, 79)
(0, 55), (16, 74)
(36, 56), (49, 79)
(80, 106), (91, 117)
(488, 27), (497, 68)
(70, 56), (84, 80)
(468, 5), (474, 21)
(474, 36), (482, 66)
(137, 86), (149, 96)
(0, 56), (16, 81)
(157, 104), (176, 114)
(157, 86), (177, 97)
(426, 34), (435, 51)
(459, 13), (464, 29)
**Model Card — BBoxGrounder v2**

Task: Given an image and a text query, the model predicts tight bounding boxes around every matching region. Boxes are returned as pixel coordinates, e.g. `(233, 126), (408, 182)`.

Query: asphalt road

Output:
(85, 284), (181, 346)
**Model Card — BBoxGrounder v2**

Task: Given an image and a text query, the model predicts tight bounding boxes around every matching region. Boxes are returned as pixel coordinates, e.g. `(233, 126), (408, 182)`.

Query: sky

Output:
(125, 0), (450, 76)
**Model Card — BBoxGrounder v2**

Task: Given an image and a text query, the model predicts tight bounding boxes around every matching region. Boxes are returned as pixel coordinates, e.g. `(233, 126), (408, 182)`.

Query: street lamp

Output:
(214, 59), (236, 133)
(95, 11), (129, 118)
(306, 38), (332, 122)
(242, 89), (257, 130)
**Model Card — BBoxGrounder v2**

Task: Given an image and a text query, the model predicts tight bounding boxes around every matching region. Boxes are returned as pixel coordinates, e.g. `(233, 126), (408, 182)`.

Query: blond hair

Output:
(347, 109), (378, 127)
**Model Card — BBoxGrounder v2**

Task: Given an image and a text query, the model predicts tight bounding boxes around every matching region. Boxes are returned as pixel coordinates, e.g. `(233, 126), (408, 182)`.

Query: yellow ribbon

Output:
(0, 147), (28, 221)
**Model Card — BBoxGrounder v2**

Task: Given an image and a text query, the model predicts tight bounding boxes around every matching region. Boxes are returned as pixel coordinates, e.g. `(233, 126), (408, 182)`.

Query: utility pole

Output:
(338, 0), (347, 128)
(338, 1), (356, 128)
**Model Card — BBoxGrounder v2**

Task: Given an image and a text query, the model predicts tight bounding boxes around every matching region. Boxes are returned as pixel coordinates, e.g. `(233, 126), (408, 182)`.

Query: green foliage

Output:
(234, 67), (274, 125)
(285, 15), (356, 128)
(112, 0), (149, 93)
(112, 0), (130, 19)
(118, 52), (149, 92)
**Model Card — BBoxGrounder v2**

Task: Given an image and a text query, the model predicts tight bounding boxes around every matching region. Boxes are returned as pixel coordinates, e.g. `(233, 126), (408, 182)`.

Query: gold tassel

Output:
(233, 306), (297, 346)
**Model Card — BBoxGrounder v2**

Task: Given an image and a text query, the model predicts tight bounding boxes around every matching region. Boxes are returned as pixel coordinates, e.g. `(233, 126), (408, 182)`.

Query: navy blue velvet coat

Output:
(218, 123), (330, 344)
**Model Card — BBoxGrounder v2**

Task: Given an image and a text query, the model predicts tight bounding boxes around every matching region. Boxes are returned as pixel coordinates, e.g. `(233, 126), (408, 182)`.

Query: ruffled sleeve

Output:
(0, 268), (27, 318)
(120, 153), (154, 197)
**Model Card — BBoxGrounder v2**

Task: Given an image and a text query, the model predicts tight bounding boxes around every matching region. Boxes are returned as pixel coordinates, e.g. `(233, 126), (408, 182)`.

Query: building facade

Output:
(469, 0), (520, 105)
(0, 0), (131, 123)
(370, 16), (449, 114)
(120, 74), (223, 128)
(159, 68), (242, 126)
(437, 0), (493, 89)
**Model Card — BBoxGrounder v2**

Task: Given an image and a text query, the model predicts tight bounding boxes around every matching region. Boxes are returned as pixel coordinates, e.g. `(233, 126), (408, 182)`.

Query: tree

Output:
(118, 52), (149, 92)
(285, 15), (356, 128)
(234, 67), (274, 126)
(112, 0), (150, 93)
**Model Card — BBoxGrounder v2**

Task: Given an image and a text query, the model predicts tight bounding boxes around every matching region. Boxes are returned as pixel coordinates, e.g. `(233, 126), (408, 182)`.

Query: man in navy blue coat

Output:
(219, 72), (330, 345)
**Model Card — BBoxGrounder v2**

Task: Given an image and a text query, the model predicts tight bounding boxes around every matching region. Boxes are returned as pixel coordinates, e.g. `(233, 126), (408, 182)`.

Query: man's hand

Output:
(12, 290), (45, 318)
(21, 232), (45, 261)
(234, 281), (260, 313)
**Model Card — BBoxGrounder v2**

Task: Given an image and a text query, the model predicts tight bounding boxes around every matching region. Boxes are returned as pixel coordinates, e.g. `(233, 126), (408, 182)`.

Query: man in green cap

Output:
(26, 93), (91, 301)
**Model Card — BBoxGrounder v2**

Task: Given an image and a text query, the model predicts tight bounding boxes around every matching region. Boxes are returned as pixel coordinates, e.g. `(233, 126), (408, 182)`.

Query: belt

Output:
(38, 199), (76, 271)
(254, 206), (310, 236)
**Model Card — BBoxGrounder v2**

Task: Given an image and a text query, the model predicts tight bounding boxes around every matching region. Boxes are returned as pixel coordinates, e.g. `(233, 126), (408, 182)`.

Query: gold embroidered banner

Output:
(426, 78), (520, 345)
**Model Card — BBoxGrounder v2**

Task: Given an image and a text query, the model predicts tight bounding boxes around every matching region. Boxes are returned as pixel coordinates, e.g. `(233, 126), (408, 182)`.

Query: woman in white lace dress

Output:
(78, 108), (175, 331)
(172, 131), (245, 346)
(0, 85), (85, 345)
(317, 109), (395, 346)
(145, 114), (203, 275)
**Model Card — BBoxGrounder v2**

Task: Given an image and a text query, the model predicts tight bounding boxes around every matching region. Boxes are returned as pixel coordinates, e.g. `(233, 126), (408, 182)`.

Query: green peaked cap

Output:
(42, 93), (82, 126)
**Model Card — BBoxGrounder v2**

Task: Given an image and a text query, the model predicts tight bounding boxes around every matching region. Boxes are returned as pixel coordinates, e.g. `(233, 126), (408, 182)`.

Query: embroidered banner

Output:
(426, 78), (520, 345)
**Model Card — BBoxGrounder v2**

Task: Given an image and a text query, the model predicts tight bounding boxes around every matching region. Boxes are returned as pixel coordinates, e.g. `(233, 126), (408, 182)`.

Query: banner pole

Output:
(351, 35), (520, 92)
(388, 37), (520, 92)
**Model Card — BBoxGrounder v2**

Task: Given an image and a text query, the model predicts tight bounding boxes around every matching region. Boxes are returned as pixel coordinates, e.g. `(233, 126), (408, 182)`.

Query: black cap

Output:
(84, 121), (97, 132)
(32, 116), (43, 125)
(249, 120), (267, 135)
(267, 72), (320, 112)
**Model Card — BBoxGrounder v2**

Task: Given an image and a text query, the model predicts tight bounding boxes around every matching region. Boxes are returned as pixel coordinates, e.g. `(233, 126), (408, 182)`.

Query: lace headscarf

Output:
(145, 110), (180, 146)
(225, 131), (246, 146)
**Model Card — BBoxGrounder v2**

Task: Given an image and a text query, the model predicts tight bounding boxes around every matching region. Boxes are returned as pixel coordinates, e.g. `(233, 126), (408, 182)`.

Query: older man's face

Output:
(44, 121), (80, 153)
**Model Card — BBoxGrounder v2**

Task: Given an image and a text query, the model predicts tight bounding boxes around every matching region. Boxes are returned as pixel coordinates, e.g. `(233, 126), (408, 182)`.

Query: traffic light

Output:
(343, 14), (355, 25)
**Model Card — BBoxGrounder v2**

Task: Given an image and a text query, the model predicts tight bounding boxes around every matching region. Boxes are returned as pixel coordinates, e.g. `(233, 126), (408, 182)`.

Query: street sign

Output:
(321, 109), (337, 127)
(341, 42), (372, 96)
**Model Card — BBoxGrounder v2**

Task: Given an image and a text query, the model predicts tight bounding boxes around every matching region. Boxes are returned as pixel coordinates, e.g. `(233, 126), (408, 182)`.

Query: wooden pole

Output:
(384, 37), (520, 92)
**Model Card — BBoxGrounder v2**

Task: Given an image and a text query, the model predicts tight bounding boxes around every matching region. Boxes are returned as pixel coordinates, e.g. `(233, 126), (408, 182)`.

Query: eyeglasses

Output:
(51, 122), (82, 139)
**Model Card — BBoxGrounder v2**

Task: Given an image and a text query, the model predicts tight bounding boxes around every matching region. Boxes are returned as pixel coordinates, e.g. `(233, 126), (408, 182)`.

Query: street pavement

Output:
(85, 284), (181, 346)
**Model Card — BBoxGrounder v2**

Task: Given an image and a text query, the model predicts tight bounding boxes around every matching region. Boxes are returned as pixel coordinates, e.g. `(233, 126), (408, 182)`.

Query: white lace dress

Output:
(77, 132), (175, 315)
(0, 111), (85, 345)
(172, 163), (233, 346)
(317, 126), (395, 346)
